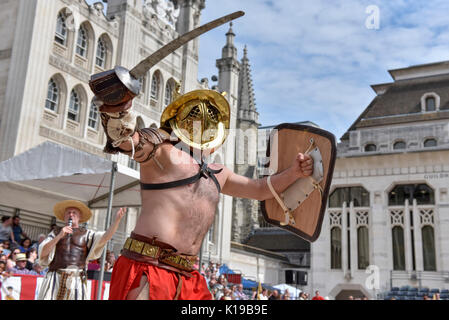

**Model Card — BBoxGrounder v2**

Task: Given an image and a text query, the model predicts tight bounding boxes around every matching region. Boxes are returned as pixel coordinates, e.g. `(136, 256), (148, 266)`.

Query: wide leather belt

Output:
(122, 235), (197, 273)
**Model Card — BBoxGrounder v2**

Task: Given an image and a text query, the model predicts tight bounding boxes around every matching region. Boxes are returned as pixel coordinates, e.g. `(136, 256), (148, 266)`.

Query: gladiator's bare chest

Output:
(189, 174), (220, 204)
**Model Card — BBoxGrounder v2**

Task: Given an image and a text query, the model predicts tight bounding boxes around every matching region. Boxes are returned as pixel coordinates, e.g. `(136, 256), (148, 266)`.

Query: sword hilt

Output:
(89, 66), (141, 106)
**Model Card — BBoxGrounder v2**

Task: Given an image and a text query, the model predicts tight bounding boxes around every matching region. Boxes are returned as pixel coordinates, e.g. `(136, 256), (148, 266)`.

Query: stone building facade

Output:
(308, 61), (449, 299)
(0, 0), (298, 285)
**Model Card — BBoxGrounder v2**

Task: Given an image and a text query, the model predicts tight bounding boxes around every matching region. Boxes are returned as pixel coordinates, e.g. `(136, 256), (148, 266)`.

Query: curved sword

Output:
(130, 10), (245, 79)
(89, 11), (245, 106)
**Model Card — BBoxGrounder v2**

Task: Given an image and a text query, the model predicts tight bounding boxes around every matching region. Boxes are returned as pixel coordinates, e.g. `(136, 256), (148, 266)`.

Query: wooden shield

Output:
(261, 123), (337, 242)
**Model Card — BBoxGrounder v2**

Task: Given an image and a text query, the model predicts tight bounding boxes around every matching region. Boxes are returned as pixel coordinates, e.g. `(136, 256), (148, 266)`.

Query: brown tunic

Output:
(49, 227), (89, 271)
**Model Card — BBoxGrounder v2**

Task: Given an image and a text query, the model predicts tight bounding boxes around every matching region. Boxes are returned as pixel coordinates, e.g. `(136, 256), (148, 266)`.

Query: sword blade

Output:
(130, 11), (245, 79)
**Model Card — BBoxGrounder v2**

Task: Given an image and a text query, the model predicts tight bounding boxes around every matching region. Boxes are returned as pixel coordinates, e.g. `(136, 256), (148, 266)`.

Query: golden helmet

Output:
(160, 89), (230, 151)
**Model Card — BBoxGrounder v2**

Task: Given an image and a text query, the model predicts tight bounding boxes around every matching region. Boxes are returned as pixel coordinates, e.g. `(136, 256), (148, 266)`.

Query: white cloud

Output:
(86, 0), (449, 140)
(198, 0), (449, 140)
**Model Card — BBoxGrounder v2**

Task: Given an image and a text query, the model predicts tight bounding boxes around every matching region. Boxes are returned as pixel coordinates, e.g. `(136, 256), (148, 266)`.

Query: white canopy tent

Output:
(0, 141), (142, 299)
(0, 141), (141, 212)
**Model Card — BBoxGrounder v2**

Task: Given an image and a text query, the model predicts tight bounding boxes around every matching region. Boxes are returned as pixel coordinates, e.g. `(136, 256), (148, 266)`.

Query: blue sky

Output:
(87, 0), (449, 140)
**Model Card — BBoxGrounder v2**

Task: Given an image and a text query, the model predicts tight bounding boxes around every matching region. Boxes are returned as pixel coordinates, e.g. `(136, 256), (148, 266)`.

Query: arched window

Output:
(330, 227), (342, 269)
(422, 226), (436, 271)
(150, 73), (160, 100)
(393, 141), (406, 150)
(88, 101), (99, 129)
(164, 81), (173, 106)
(329, 187), (370, 208)
(424, 138), (437, 148)
(425, 97), (436, 112)
(388, 184), (434, 206)
(76, 26), (88, 57)
(357, 226), (369, 269)
(392, 226), (405, 270)
(45, 79), (59, 112)
(68, 90), (80, 122)
(95, 38), (106, 68)
(364, 144), (376, 152)
(55, 13), (67, 45)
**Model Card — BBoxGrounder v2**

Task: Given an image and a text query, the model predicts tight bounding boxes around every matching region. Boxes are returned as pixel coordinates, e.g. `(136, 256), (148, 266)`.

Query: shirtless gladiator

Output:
(95, 89), (314, 300)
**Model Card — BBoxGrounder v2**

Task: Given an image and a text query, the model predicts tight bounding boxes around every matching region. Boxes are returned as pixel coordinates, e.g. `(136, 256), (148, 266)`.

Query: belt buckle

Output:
(142, 243), (160, 258)
(130, 239), (144, 254)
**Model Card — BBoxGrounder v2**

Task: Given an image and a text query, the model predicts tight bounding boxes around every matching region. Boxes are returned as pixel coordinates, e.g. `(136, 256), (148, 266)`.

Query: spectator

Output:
(234, 284), (248, 300)
(6, 248), (21, 271)
(214, 274), (227, 300)
(348, 295), (354, 300)
(105, 250), (116, 272)
(258, 288), (269, 300)
(423, 294), (431, 300)
(200, 263), (206, 275)
(312, 290), (325, 300)
(208, 275), (217, 292)
(29, 262), (47, 276)
(88, 259), (101, 271)
(230, 285), (238, 300)
(299, 292), (306, 300)
(0, 260), (7, 276)
(1, 240), (11, 257)
(282, 289), (291, 300)
(220, 287), (233, 300)
(0, 216), (15, 244)
(18, 237), (32, 253)
(25, 248), (38, 270)
(204, 269), (212, 286)
(12, 216), (28, 244)
(0, 254), (7, 263)
(269, 289), (280, 300)
(30, 234), (46, 252)
(9, 253), (31, 275)
(433, 293), (440, 300)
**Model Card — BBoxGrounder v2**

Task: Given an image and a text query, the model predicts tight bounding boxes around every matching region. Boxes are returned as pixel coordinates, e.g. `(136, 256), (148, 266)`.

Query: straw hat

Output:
(53, 200), (92, 223)
(15, 253), (27, 262)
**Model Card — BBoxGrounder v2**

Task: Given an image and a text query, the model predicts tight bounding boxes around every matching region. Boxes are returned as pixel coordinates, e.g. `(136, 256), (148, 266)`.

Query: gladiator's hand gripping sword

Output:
(89, 11), (245, 107)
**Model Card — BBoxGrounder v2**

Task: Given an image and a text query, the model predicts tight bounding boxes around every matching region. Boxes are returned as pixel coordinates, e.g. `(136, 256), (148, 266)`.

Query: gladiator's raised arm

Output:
(95, 98), (170, 165)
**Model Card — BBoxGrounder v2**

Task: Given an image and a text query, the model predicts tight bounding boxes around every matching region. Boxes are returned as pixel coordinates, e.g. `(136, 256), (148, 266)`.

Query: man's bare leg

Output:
(126, 274), (149, 300)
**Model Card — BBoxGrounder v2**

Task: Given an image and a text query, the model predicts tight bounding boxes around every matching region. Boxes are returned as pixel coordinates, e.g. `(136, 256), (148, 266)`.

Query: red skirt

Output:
(109, 255), (212, 300)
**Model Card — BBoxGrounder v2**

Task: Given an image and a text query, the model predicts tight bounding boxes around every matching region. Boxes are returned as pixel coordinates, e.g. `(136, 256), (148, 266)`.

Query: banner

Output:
(0, 274), (110, 300)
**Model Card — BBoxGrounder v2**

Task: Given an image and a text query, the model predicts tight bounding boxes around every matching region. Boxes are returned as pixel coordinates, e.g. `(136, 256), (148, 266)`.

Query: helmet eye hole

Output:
(206, 105), (219, 123)
(186, 105), (202, 120)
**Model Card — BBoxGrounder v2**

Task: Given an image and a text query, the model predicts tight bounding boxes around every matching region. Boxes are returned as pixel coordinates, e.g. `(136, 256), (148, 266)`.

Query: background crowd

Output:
(195, 259), (316, 300)
(4, 214), (443, 300)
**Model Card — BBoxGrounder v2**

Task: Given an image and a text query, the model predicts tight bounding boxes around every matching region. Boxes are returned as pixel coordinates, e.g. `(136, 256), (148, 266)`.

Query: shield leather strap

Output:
(261, 123), (337, 242)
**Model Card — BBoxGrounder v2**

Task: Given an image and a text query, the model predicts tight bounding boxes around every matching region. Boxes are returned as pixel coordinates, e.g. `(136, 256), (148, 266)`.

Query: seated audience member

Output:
(18, 238), (32, 253)
(30, 234), (46, 253)
(9, 253), (31, 275)
(26, 248), (38, 270)
(235, 284), (248, 300)
(29, 262), (47, 276)
(6, 248), (21, 271)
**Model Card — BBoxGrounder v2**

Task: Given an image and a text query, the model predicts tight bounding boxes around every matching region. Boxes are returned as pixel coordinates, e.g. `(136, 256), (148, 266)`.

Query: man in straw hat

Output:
(93, 86), (313, 300)
(37, 200), (126, 300)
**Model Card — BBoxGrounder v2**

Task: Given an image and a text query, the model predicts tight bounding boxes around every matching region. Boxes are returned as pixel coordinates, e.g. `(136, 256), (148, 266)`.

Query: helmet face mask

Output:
(161, 90), (230, 152)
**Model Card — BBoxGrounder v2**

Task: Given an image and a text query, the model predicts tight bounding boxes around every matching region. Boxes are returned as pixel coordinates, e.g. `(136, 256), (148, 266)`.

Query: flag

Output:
(256, 281), (262, 300)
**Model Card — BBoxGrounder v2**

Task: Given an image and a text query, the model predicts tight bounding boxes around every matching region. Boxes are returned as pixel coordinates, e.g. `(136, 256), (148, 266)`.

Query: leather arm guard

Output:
(98, 99), (170, 164)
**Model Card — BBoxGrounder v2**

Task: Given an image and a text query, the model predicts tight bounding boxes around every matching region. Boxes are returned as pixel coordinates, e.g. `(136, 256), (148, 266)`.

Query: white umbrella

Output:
(273, 283), (302, 299)
(0, 141), (141, 212)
